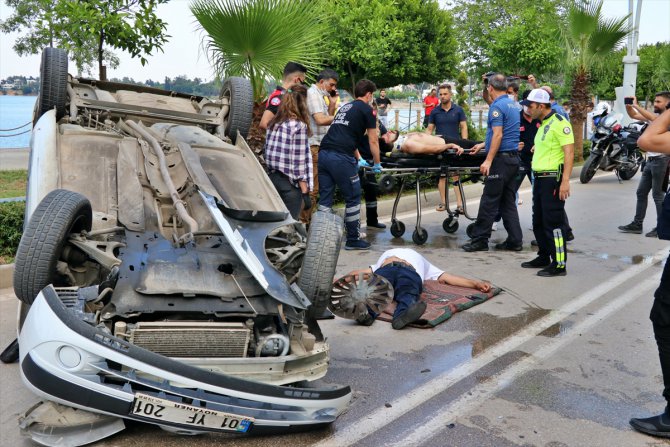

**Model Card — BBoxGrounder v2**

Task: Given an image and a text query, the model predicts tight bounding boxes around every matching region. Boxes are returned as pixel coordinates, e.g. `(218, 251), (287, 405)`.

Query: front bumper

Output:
(19, 286), (351, 435)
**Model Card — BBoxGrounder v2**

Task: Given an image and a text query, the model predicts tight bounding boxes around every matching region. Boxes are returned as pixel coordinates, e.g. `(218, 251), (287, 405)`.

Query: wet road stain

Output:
(569, 250), (656, 265)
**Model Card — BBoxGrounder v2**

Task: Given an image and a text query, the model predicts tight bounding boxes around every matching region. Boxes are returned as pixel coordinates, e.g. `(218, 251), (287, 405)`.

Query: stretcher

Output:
(373, 136), (486, 245)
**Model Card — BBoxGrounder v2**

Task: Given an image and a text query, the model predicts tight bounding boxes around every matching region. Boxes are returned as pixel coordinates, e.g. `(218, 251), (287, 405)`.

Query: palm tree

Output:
(190, 0), (327, 102)
(562, 0), (630, 161)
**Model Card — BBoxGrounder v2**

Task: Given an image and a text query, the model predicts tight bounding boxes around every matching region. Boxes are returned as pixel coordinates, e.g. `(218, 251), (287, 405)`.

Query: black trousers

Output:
(471, 152), (523, 244)
(532, 176), (569, 267)
(651, 253), (670, 405)
(360, 169), (380, 225)
(269, 171), (302, 220)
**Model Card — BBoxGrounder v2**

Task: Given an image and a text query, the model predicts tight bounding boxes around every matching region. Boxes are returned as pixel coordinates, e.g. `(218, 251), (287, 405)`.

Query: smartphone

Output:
(624, 97), (633, 105)
(330, 89), (338, 97)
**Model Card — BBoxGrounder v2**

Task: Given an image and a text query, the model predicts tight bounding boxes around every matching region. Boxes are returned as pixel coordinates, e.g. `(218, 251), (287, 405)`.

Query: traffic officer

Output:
(357, 121), (388, 230)
(318, 79), (382, 250)
(462, 74), (523, 252)
(519, 89), (574, 277)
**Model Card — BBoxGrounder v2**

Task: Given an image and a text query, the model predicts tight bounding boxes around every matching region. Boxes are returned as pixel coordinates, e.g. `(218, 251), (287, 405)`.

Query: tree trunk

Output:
(246, 102), (267, 167)
(569, 68), (590, 162)
(98, 30), (106, 81)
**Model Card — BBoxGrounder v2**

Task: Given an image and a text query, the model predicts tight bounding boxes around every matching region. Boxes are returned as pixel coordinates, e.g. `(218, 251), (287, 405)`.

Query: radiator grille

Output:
(129, 322), (250, 358)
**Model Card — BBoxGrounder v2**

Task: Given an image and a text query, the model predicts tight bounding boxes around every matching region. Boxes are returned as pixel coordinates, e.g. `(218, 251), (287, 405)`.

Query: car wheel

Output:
(298, 211), (344, 320)
(220, 77), (253, 144)
(14, 189), (92, 305)
(442, 216), (459, 233)
(34, 47), (68, 124)
(390, 220), (405, 238)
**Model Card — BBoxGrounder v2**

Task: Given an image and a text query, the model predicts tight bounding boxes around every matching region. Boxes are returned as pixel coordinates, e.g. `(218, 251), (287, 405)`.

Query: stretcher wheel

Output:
(378, 174), (395, 194)
(466, 222), (476, 239)
(412, 228), (428, 245)
(390, 220), (405, 238)
(442, 216), (459, 233)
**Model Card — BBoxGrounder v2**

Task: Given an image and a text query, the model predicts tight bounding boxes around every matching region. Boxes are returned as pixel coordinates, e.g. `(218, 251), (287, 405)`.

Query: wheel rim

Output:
(330, 273), (394, 319)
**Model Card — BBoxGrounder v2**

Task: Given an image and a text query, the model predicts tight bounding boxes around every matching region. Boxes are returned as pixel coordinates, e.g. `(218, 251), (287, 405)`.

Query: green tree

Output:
(326, 0), (458, 92)
(452, 0), (564, 78)
(190, 0), (327, 101)
(563, 0), (630, 161)
(1, 0), (169, 79)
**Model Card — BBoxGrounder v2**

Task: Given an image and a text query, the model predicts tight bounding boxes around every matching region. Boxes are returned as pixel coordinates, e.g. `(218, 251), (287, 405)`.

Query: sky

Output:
(0, 0), (669, 82)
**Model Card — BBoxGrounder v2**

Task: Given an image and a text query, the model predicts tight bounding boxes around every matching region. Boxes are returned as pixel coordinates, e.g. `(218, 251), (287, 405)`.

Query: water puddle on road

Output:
(569, 250), (656, 265)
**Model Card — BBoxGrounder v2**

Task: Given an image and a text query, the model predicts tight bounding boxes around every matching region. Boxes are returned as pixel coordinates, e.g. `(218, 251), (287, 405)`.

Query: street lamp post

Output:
(617, 0), (643, 125)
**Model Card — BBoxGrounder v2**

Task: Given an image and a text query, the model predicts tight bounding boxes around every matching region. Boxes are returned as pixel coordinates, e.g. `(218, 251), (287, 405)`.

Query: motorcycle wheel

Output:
(580, 152), (602, 184)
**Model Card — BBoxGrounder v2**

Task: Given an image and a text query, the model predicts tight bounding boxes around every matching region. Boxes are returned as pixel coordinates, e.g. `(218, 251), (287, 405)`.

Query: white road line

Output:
(380, 172), (609, 223)
(393, 274), (660, 446)
(314, 246), (669, 447)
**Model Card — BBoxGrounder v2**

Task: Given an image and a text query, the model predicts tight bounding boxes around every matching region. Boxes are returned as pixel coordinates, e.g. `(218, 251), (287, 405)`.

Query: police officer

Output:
(629, 108), (670, 437)
(462, 74), (523, 252)
(318, 79), (381, 250)
(519, 89), (574, 277)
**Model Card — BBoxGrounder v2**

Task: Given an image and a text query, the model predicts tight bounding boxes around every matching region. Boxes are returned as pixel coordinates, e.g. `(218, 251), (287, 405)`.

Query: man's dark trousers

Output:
(651, 252), (670, 406)
(360, 170), (381, 225)
(633, 156), (670, 225)
(471, 152), (523, 244)
(532, 175), (569, 266)
(318, 150), (362, 241)
(374, 264), (423, 319)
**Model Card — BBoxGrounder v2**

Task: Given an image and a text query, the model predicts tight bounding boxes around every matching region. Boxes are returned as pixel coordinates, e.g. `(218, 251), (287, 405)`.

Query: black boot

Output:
(630, 407), (670, 438)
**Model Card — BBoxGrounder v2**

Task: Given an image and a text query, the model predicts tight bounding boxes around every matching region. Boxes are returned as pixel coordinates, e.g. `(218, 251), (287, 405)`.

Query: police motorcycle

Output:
(580, 110), (646, 184)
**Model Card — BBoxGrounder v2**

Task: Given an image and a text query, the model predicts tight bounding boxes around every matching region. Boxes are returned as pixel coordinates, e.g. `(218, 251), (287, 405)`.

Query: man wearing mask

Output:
(302, 69), (340, 226)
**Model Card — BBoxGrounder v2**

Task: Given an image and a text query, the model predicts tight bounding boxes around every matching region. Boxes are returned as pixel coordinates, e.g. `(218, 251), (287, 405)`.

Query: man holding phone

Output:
(619, 91), (670, 238)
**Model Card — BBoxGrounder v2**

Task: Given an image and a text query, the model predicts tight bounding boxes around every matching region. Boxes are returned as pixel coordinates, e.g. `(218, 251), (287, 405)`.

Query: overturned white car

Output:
(13, 48), (349, 445)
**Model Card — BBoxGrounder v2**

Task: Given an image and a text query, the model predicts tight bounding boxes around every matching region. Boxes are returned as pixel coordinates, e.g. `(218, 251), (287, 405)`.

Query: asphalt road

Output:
(2, 171), (669, 447)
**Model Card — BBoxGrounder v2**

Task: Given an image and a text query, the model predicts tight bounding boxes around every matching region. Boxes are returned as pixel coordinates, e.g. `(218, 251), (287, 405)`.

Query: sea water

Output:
(0, 96), (36, 149)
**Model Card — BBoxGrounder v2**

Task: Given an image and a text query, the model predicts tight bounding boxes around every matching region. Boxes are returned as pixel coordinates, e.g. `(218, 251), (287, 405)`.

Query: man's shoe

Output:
(462, 240), (489, 252)
(355, 313), (375, 326)
(391, 301), (427, 330)
(537, 265), (567, 277)
(630, 410), (670, 438)
(566, 231), (575, 241)
(521, 256), (551, 268)
(646, 228), (658, 238)
(367, 222), (387, 229)
(345, 239), (371, 250)
(618, 222), (643, 234)
(530, 239), (538, 246)
(495, 241), (523, 251)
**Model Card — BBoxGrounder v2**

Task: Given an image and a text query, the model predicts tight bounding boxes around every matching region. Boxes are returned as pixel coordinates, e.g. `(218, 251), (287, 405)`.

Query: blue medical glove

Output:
(358, 158), (371, 169)
(372, 163), (382, 174)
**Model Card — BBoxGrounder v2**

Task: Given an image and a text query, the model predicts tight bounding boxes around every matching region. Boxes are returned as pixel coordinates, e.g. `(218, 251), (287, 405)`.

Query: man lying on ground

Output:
(343, 248), (491, 329)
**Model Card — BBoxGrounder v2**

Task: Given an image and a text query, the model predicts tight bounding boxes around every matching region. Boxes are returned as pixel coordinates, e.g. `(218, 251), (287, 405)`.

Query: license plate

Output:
(131, 393), (253, 433)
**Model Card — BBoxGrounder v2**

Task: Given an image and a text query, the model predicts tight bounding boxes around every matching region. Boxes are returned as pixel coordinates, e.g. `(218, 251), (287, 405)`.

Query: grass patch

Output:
(0, 201), (25, 264)
(0, 170), (28, 198)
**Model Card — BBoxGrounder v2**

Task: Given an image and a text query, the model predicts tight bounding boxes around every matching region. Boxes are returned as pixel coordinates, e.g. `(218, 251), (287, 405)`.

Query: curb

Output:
(0, 264), (13, 290)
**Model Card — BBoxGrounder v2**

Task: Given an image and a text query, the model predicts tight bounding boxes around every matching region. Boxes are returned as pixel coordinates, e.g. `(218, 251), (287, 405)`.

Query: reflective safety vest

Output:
(532, 112), (574, 172)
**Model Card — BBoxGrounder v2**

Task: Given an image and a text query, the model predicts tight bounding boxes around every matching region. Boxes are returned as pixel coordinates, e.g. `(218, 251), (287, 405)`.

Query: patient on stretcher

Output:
(380, 131), (464, 155)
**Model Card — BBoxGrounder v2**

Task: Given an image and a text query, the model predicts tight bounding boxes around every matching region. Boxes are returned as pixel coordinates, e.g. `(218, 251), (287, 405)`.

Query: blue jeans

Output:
(318, 150), (362, 241)
(373, 264), (423, 319)
(634, 155), (670, 225)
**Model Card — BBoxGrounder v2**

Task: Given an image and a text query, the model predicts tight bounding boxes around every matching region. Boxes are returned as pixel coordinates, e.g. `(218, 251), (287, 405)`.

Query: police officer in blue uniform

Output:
(462, 74), (523, 252)
(318, 79), (382, 250)
(629, 108), (670, 438)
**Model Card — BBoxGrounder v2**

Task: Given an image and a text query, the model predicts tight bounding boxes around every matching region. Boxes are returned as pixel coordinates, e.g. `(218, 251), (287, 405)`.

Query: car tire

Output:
(34, 47), (68, 124)
(221, 77), (253, 144)
(298, 211), (344, 320)
(14, 189), (92, 305)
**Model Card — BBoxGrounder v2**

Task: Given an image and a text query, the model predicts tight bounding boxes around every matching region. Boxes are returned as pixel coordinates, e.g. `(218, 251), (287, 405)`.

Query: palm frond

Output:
(190, 0), (327, 100)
